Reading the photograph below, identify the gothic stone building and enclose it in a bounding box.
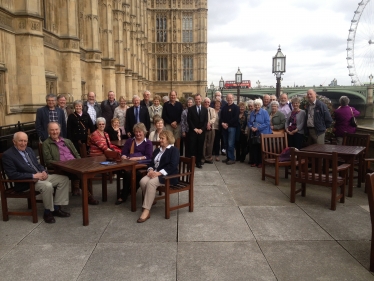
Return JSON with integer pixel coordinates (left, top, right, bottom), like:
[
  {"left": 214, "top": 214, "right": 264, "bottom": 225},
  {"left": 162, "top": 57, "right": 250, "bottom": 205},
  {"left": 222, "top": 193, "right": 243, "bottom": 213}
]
[{"left": 0, "top": 0, "right": 208, "bottom": 125}]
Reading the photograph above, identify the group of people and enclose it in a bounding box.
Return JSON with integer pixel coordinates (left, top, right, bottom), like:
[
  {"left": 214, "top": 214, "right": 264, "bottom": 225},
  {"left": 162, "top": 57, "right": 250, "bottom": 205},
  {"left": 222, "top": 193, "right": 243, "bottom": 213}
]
[{"left": 2, "top": 88, "right": 360, "bottom": 224}]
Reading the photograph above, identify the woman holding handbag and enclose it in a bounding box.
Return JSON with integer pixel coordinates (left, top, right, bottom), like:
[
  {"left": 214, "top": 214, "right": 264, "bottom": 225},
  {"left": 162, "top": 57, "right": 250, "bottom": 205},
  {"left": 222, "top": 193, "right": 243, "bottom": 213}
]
[
  {"left": 285, "top": 97, "right": 306, "bottom": 149},
  {"left": 67, "top": 100, "right": 95, "bottom": 153},
  {"left": 247, "top": 99, "right": 271, "bottom": 168},
  {"left": 333, "top": 96, "right": 360, "bottom": 145}
]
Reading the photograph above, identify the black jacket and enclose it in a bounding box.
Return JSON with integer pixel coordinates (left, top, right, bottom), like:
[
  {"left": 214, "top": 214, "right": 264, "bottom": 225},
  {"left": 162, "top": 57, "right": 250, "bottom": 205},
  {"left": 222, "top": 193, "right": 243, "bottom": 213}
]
[{"left": 125, "top": 105, "right": 150, "bottom": 136}]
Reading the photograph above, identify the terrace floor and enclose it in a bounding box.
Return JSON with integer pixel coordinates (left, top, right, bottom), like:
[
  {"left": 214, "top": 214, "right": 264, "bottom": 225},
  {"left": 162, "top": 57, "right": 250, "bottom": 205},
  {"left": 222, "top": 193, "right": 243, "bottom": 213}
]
[{"left": 1, "top": 160, "right": 374, "bottom": 281}]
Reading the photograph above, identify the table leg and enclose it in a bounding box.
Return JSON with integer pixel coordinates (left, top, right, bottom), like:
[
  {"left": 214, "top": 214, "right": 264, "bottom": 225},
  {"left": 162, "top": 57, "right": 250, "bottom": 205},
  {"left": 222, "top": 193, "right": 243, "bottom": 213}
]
[
  {"left": 131, "top": 164, "right": 136, "bottom": 212},
  {"left": 102, "top": 173, "right": 107, "bottom": 202},
  {"left": 81, "top": 174, "right": 89, "bottom": 226},
  {"left": 348, "top": 157, "right": 354, "bottom": 197}
]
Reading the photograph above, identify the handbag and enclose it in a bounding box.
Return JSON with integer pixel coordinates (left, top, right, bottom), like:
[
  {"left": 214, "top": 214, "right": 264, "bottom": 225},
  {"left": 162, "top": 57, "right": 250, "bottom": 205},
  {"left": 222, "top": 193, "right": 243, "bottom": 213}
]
[
  {"left": 104, "top": 150, "right": 121, "bottom": 162},
  {"left": 349, "top": 107, "right": 357, "bottom": 127},
  {"left": 251, "top": 134, "right": 261, "bottom": 145}
]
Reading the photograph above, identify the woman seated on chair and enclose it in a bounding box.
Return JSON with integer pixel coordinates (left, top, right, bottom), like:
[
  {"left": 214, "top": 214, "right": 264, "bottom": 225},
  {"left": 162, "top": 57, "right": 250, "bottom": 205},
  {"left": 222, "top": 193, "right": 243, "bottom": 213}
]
[
  {"left": 137, "top": 130, "right": 180, "bottom": 223},
  {"left": 115, "top": 122, "right": 153, "bottom": 205},
  {"left": 105, "top": 118, "right": 123, "bottom": 141},
  {"left": 148, "top": 116, "right": 164, "bottom": 142},
  {"left": 89, "top": 117, "right": 121, "bottom": 155}
]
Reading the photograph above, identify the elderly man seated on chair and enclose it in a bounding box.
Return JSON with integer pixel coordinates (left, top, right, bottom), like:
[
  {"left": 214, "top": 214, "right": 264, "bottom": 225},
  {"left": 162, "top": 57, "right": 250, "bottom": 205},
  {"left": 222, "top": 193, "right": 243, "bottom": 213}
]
[
  {"left": 42, "top": 122, "right": 99, "bottom": 205},
  {"left": 2, "top": 131, "right": 70, "bottom": 224}
]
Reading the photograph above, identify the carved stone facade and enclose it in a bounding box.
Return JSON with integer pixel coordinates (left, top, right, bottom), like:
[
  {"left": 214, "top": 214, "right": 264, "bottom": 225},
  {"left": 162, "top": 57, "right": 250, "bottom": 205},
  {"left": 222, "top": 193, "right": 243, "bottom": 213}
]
[{"left": 0, "top": 0, "right": 207, "bottom": 125}]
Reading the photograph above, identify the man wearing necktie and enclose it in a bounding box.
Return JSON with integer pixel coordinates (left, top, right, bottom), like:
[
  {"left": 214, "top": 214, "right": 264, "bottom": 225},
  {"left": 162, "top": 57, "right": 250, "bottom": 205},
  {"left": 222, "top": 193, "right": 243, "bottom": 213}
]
[
  {"left": 125, "top": 95, "right": 150, "bottom": 138},
  {"left": 187, "top": 94, "right": 208, "bottom": 168},
  {"left": 2, "top": 132, "right": 70, "bottom": 224}
]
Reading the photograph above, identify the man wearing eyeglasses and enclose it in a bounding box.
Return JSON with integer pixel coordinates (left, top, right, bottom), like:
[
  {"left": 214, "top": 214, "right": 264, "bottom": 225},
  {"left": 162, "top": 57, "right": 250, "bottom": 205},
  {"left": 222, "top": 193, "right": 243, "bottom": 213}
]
[{"left": 36, "top": 94, "right": 67, "bottom": 142}]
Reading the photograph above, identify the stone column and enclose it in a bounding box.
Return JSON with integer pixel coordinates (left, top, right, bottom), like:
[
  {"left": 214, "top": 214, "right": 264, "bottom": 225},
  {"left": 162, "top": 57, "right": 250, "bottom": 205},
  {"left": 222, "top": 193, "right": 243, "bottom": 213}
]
[
  {"left": 113, "top": 4, "right": 126, "bottom": 97},
  {"left": 81, "top": 0, "right": 102, "bottom": 100},
  {"left": 59, "top": 0, "right": 81, "bottom": 100},
  {"left": 14, "top": 1, "right": 46, "bottom": 105}
]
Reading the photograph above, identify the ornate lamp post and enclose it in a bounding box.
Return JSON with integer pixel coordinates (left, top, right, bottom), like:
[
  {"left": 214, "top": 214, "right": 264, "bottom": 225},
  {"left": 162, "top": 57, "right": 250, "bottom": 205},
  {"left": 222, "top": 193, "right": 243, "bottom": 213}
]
[
  {"left": 369, "top": 74, "right": 373, "bottom": 84},
  {"left": 235, "top": 68, "right": 242, "bottom": 104},
  {"left": 272, "top": 45, "right": 286, "bottom": 98},
  {"left": 209, "top": 82, "right": 215, "bottom": 99},
  {"left": 256, "top": 80, "right": 261, "bottom": 88},
  {"left": 219, "top": 77, "right": 224, "bottom": 94}
]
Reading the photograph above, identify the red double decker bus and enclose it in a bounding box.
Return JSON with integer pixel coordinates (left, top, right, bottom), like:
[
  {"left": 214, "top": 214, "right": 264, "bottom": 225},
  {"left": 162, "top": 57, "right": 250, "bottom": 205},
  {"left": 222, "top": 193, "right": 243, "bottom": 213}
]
[{"left": 224, "top": 80, "right": 251, "bottom": 89}]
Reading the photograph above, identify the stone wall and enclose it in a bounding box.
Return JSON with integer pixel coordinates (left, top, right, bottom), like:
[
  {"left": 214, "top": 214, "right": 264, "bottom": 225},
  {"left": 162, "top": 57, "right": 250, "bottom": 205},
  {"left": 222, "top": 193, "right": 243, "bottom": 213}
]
[{"left": 0, "top": 0, "right": 208, "bottom": 125}]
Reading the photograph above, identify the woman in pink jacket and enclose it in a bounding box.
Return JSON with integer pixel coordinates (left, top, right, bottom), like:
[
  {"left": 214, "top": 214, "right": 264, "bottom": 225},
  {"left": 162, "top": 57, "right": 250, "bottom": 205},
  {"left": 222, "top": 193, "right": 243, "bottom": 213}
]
[{"left": 333, "top": 96, "right": 360, "bottom": 145}]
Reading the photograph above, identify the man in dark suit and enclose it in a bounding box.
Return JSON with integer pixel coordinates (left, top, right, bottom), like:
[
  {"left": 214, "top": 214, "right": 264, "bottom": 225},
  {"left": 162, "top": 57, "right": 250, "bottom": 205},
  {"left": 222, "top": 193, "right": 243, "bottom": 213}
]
[
  {"left": 125, "top": 95, "right": 150, "bottom": 137},
  {"left": 57, "top": 94, "right": 74, "bottom": 125},
  {"left": 2, "top": 132, "right": 70, "bottom": 223},
  {"left": 188, "top": 94, "right": 208, "bottom": 168},
  {"left": 140, "top": 90, "right": 153, "bottom": 108},
  {"left": 36, "top": 94, "right": 67, "bottom": 142}
]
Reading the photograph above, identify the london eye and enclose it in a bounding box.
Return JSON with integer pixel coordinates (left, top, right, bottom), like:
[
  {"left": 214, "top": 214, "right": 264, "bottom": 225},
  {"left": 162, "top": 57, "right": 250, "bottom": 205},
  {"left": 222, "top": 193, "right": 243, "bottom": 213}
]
[{"left": 347, "top": 0, "right": 374, "bottom": 85}]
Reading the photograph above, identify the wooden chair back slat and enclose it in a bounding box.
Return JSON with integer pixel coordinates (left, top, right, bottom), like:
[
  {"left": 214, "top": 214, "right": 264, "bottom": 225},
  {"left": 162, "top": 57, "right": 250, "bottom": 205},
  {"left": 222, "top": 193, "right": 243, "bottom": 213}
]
[
  {"left": 261, "top": 133, "right": 290, "bottom": 185},
  {"left": 290, "top": 148, "right": 348, "bottom": 210}
]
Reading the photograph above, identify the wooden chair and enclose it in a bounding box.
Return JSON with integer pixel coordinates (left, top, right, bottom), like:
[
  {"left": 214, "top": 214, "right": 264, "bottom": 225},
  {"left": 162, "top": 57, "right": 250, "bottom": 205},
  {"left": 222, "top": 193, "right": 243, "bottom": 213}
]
[
  {"left": 290, "top": 148, "right": 350, "bottom": 210},
  {"left": 151, "top": 156, "right": 195, "bottom": 219},
  {"left": 365, "top": 172, "right": 374, "bottom": 271},
  {"left": 0, "top": 153, "right": 40, "bottom": 223},
  {"left": 261, "top": 133, "right": 291, "bottom": 185},
  {"left": 342, "top": 132, "right": 370, "bottom": 186},
  {"left": 38, "top": 142, "right": 55, "bottom": 174}
]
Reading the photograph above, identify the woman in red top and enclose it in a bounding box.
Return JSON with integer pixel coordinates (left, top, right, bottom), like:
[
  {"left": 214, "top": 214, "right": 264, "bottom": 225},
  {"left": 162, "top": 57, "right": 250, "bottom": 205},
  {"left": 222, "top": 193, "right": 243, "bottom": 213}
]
[{"left": 90, "top": 117, "right": 121, "bottom": 155}]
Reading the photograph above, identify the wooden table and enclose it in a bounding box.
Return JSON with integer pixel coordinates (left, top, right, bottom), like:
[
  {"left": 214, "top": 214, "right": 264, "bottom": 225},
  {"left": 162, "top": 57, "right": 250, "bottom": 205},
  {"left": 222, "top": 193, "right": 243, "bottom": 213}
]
[
  {"left": 111, "top": 139, "right": 126, "bottom": 148},
  {"left": 301, "top": 144, "right": 366, "bottom": 197},
  {"left": 52, "top": 156, "right": 137, "bottom": 226}
]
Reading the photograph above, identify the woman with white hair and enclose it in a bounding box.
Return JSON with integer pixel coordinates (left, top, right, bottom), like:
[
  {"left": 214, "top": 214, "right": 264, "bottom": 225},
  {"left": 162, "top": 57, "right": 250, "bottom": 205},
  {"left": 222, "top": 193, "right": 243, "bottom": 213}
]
[
  {"left": 269, "top": 101, "right": 286, "bottom": 134},
  {"left": 89, "top": 117, "right": 121, "bottom": 155},
  {"left": 247, "top": 98, "right": 271, "bottom": 168},
  {"left": 333, "top": 95, "right": 360, "bottom": 145}
]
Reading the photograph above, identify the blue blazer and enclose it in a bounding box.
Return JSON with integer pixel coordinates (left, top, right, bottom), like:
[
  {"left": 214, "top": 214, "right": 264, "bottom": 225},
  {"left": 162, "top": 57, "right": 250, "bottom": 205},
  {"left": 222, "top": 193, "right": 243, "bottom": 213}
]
[
  {"left": 2, "top": 146, "right": 45, "bottom": 191},
  {"left": 35, "top": 106, "right": 67, "bottom": 141},
  {"left": 248, "top": 108, "right": 272, "bottom": 135},
  {"left": 149, "top": 146, "right": 180, "bottom": 185}
]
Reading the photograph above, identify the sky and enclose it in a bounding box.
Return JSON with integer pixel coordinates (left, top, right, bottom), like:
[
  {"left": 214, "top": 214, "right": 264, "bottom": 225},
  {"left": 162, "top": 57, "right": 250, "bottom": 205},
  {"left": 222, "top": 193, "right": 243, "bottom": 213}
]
[{"left": 207, "top": 0, "right": 371, "bottom": 88}]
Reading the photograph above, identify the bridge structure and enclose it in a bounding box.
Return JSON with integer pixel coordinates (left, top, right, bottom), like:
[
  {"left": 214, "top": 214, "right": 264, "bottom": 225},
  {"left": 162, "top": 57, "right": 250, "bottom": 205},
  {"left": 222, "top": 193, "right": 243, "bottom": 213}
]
[{"left": 215, "top": 84, "right": 374, "bottom": 118}]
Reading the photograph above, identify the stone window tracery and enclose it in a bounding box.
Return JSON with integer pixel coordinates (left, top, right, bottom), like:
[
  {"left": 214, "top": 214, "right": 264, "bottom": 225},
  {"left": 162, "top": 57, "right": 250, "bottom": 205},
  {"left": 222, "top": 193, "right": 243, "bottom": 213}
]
[
  {"left": 182, "top": 14, "right": 193, "bottom": 43},
  {"left": 156, "top": 15, "right": 167, "bottom": 42},
  {"left": 183, "top": 56, "right": 193, "bottom": 81},
  {"left": 157, "top": 56, "right": 168, "bottom": 81}
]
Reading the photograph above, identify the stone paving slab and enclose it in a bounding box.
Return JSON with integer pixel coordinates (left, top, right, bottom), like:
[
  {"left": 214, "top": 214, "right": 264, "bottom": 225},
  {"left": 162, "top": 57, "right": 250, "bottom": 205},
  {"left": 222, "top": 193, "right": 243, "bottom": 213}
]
[
  {"left": 0, "top": 243, "right": 95, "bottom": 281},
  {"left": 178, "top": 206, "right": 255, "bottom": 242},
  {"left": 180, "top": 185, "right": 236, "bottom": 207},
  {"left": 77, "top": 242, "right": 177, "bottom": 281},
  {"left": 300, "top": 204, "right": 371, "bottom": 240},
  {"left": 100, "top": 206, "right": 178, "bottom": 243},
  {"left": 259, "top": 240, "right": 374, "bottom": 281},
  {"left": 228, "top": 184, "right": 291, "bottom": 206},
  {"left": 339, "top": 240, "right": 372, "bottom": 271},
  {"left": 193, "top": 170, "right": 225, "bottom": 186},
  {"left": 0, "top": 216, "right": 41, "bottom": 245},
  {"left": 241, "top": 206, "right": 332, "bottom": 241},
  {"left": 177, "top": 242, "right": 276, "bottom": 281}
]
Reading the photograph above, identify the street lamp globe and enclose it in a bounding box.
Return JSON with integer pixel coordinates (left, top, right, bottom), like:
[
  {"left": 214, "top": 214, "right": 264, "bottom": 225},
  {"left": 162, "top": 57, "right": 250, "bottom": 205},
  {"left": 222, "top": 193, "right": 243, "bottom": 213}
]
[
  {"left": 219, "top": 77, "right": 224, "bottom": 90},
  {"left": 235, "top": 68, "right": 242, "bottom": 84},
  {"left": 272, "top": 45, "right": 286, "bottom": 75}
]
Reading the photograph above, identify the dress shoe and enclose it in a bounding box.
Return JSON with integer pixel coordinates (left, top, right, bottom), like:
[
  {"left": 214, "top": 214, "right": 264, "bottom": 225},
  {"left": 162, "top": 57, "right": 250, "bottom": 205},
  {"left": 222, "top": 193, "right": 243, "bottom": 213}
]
[
  {"left": 226, "top": 160, "right": 236, "bottom": 165},
  {"left": 43, "top": 212, "right": 55, "bottom": 224},
  {"left": 257, "top": 164, "right": 262, "bottom": 168},
  {"left": 115, "top": 198, "right": 124, "bottom": 205},
  {"left": 205, "top": 160, "right": 213, "bottom": 164},
  {"left": 250, "top": 164, "right": 257, "bottom": 167},
  {"left": 88, "top": 196, "right": 99, "bottom": 205},
  {"left": 221, "top": 159, "right": 229, "bottom": 163},
  {"left": 196, "top": 164, "right": 202, "bottom": 169},
  {"left": 52, "top": 209, "right": 70, "bottom": 218},
  {"left": 137, "top": 214, "right": 150, "bottom": 223}
]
